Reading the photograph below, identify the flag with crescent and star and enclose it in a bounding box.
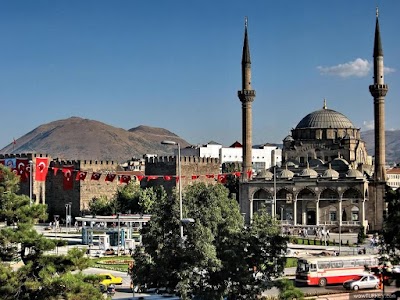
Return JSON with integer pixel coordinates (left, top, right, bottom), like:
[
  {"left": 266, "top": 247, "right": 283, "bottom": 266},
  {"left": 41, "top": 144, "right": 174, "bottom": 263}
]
[
  {"left": 35, "top": 158, "right": 49, "bottom": 181},
  {"left": 62, "top": 165, "right": 74, "bottom": 190}
]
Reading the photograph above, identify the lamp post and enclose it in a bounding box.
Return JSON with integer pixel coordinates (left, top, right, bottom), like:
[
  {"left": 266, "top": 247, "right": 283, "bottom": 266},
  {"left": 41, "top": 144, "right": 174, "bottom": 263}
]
[
  {"left": 69, "top": 202, "right": 72, "bottom": 231},
  {"left": 273, "top": 165, "right": 277, "bottom": 218},
  {"left": 29, "top": 160, "right": 33, "bottom": 206},
  {"left": 161, "top": 140, "right": 183, "bottom": 240},
  {"left": 117, "top": 213, "right": 121, "bottom": 256},
  {"left": 280, "top": 206, "right": 284, "bottom": 222},
  {"left": 65, "top": 204, "right": 69, "bottom": 233}
]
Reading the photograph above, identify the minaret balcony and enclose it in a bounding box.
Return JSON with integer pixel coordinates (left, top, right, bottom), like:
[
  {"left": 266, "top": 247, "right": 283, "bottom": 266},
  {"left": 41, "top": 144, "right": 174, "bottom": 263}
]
[
  {"left": 238, "top": 90, "right": 256, "bottom": 97},
  {"left": 369, "top": 84, "right": 388, "bottom": 97}
]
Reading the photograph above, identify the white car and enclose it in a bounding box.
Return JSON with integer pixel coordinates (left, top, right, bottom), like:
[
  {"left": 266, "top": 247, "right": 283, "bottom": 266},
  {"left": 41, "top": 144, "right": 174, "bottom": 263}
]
[{"left": 343, "top": 274, "right": 380, "bottom": 291}]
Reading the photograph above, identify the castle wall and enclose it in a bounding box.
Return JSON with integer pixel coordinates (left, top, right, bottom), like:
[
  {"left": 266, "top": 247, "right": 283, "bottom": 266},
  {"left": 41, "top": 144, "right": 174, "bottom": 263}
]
[{"left": 144, "top": 156, "right": 221, "bottom": 193}]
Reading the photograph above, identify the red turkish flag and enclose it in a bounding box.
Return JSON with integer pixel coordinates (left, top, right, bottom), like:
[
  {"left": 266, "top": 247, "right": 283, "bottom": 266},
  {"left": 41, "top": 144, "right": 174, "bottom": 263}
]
[
  {"left": 191, "top": 175, "right": 199, "bottom": 180},
  {"left": 217, "top": 174, "right": 227, "bottom": 184},
  {"left": 62, "top": 166, "right": 74, "bottom": 190},
  {"left": 234, "top": 172, "right": 241, "bottom": 177},
  {"left": 136, "top": 175, "right": 144, "bottom": 181},
  {"left": 120, "top": 175, "right": 131, "bottom": 184},
  {"left": 53, "top": 167, "right": 59, "bottom": 176},
  {"left": 163, "top": 176, "right": 172, "bottom": 181},
  {"left": 206, "top": 174, "right": 215, "bottom": 179},
  {"left": 146, "top": 176, "right": 158, "bottom": 181},
  {"left": 16, "top": 158, "right": 29, "bottom": 182},
  {"left": 91, "top": 172, "right": 101, "bottom": 180},
  {"left": 75, "top": 171, "right": 87, "bottom": 181},
  {"left": 35, "top": 158, "right": 49, "bottom": 181},
  {"left": 105, "top": 173, "right": 116, "bottom": 182},
  {"left": 247, "top": 170, "right": 253, "bottom": 179}
]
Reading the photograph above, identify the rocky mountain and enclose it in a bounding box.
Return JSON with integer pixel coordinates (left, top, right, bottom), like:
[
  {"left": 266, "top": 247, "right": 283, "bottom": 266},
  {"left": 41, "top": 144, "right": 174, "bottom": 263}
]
[
  {"left": 361, "top": 129, "right": 400, "bottom": 165},
  {"left": 0, "top": 117, "right": 191, "bottom": 163}
]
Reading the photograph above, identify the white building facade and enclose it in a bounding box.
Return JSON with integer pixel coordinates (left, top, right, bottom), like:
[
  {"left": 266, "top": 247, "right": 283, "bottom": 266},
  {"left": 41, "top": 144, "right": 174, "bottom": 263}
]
[{"left": 180, "top": 141, "right": 282, "bottom": 172}]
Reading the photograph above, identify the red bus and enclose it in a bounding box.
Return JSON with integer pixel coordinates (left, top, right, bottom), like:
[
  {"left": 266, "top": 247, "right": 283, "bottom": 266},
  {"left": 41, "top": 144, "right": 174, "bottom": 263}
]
[{"left": 295, "top": 254, "right": 380, "bottom": 287}]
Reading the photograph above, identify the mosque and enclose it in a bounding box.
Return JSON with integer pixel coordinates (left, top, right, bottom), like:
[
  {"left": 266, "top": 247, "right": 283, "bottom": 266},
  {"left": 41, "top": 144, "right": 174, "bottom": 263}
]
[{"left": 238, "top": 10, "right": 388, "bottom": 232}]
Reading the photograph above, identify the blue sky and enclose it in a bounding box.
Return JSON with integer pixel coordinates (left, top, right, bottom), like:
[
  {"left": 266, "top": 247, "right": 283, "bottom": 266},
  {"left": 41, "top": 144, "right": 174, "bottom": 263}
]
[{"left": 0, "top": 0, "right": 399, "bottom": 149}]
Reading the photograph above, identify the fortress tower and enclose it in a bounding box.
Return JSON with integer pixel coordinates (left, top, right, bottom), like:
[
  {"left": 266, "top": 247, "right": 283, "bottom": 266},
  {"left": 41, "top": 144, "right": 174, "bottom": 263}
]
[
  {"left": 369, "top": 8, "right": 388, "bottom": 182},
  {"left": 237, "top": 17, "right": 256, "bottom": 181}
]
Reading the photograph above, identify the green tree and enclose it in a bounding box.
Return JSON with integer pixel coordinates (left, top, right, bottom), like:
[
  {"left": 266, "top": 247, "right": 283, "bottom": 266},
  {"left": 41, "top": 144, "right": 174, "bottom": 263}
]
[
  {"left": 88, "top": 195, "right": 117, "bottom": 216},
  {"left": 132, "top": 182, "right": 288, "bottom": 299},
  {"left": 0, "top": 165, "right": 104, "bottom": 299},
  {"left": 274, "top": 278, "right": 304, "bottom": 300},
  {"left": 89, "top": 182, "right": 160, "bottom": 216}
]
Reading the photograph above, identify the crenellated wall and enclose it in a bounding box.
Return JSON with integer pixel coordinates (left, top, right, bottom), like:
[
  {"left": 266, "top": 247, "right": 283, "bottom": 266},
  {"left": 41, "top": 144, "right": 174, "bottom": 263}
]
[{"left": 144, "top": 156, "right": 221, "bottom": 192}]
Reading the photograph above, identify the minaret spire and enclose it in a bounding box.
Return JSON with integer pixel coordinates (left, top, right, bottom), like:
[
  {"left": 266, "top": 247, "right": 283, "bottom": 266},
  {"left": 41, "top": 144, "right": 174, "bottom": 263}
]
[
  {"left": 238, "top": 17, "right": 256, "bottom": 181},
  {"left": 369, "top": 7, "right": 388, "bottom": 182}
]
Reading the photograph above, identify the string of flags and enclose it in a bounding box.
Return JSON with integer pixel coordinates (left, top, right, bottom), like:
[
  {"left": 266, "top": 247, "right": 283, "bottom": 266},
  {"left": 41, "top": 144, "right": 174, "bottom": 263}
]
[{"left": 0, "top": 157, "right": 253, "bottom": 190}]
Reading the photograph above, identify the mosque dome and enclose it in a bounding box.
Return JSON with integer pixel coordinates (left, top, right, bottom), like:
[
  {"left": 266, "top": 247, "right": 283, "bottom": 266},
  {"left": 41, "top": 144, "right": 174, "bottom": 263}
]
[
  {"left": 299, "top": 164, "right": 318, "bottom": 178},
  {"left": 256, "top": 169, "right": 273, "bottom": 180},
  {"left": 295, "top": 101, "right": 355, "bottom": 129},
  {"left": 279, "top": 166, "right": 294, "bottom": 179},
  {"left": 283, "top": 135, "right": 294, "bottom": 142},
  {"left": 322, "top": 164, "right": 340, "bottom": 179},
  {"left": 346, "top": 168, "right": 364, "bottom": 179}
]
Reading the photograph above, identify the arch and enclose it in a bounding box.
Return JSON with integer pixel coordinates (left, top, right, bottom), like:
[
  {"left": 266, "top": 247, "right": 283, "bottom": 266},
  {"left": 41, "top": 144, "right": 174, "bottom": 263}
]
[
  {"left": 297, "top": 187, "right": 317, "bottom": 200},
  {"left": 342, "top": 188, "right": 362, "bottom": 199},
  {"left": 320, "top": 188, "right": 339, "bottom": 200},
  {"left": 252, "top": 189, "right": 273, "bottom": 215}
]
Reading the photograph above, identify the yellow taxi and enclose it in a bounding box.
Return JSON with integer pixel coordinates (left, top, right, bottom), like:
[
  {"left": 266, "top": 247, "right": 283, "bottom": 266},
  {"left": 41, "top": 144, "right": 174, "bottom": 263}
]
[{"left": 98, "top": 273, "right": 123, "bottom": 286}]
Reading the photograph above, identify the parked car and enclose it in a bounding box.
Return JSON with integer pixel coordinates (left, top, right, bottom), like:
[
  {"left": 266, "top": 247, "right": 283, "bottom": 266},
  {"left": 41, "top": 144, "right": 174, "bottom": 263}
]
[
  {"left": 343, "top": 274, "right": 380, "bottom": 291},
  {"left": 392, "top": 265, "right": 400, "bottom": 273},
  {"left": 99, "top": 273, "right": 123, "bottom": 286}
]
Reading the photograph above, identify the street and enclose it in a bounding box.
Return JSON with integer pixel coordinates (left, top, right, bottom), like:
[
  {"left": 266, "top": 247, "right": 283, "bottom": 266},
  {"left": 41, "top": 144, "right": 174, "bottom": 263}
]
[{"left": 34, "top": 224, "right": 400, "bottom": 299}]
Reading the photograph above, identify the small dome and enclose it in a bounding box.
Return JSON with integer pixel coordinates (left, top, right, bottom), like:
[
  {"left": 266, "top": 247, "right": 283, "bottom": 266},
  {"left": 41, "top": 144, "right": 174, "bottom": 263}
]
[
  {"left": 279, "top": 166, "right": 294, "bottom": 179},
  {"left": 295, "top": 102, "right": 355, "bottom": 129},
  {"left": 300, "top": 165, "right": 318, "bottom": 178},
  {"left": 256, "top": 169, "right": 273, "bottom": 180},
  {"left": 346, "top": 168, "right": 364, "bottom": 179},
  {"left": 309, "top": 158, "right": 325, "bottom": 167},
  {"left": 322, "top": 164, "right": 339, "bottom": 179},
  {"left": 283, "top": 135, "right": 294, "bottom": 142}
]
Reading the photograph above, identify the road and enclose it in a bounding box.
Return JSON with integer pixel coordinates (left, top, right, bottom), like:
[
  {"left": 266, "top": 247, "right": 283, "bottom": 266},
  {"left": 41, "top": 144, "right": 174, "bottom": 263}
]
[{"left": 34, "top": 224, "right": 400, "bottom": 299}]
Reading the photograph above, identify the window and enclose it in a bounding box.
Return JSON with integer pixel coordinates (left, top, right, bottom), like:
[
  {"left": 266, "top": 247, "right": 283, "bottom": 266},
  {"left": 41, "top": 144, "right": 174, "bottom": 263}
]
[
  {"left": 351, "top": 206, "right": 359, "bottom": 221},
  {"left": 330, "top": 211, "right": 337, "bottom": 221},
  {"left": 331, "top": 261, "right": 343, "bottom": 268},
  {"left": 317, "top": 261, "right": 331, "bottom": 269}
]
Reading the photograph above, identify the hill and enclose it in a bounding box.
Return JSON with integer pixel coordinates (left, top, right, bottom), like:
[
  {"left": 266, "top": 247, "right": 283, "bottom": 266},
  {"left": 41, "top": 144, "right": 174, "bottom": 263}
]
[
  {"left": 361, "top": 129, "right": 400, "bottom": 165},
  {"left": 0, "top": 117, "right": 191, "bottom": 163}
]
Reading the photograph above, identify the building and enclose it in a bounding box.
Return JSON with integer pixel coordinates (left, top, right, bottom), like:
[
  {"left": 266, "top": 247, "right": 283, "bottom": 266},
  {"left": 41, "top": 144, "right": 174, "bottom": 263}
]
[
  {"left": 239, "top": 11, "right": 389, "bottom": 232},
  {"left": 180, "top": 141, "right": 282, "bottom": 173},
  {"left": 386, "top": 167, "right": 400, "bottom": 190}
]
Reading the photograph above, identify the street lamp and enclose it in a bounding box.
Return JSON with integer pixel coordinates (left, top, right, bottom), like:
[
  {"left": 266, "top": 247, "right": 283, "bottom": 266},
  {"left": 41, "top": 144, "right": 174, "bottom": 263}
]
[
  {"left": 273, "top": 165, "right": 277, "bottom": 218},
  {"left": 280, "top": 206, "right": 284, "bottom": 222},
  {"left": 161, "top": 140, "right": 183, "bottom": 240},
  {"left": 117, "top": 213, "right": 121, "bottom": 256},
  {"left": 29, "top": 160, "right": 33, "bottom": 206}
]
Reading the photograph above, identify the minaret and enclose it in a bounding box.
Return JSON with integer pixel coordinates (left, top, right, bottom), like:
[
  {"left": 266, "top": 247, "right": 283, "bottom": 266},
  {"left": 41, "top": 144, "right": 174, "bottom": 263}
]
[
  {"left": 238, "top": 17, "right": 256, "bottom": 181},
  {"left": 369, "top": 7, "right": 388, "bottom": 182}
]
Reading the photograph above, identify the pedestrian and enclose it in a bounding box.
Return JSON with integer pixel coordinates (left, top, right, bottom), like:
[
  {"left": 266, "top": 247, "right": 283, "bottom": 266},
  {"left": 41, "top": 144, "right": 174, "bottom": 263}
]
[{"left": 326, "top": 229, "right": 330, "bottom": 238}]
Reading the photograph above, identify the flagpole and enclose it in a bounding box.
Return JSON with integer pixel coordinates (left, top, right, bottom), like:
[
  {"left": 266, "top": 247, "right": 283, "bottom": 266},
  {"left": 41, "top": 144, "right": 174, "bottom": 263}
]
[{"left": 29, "top": 160, "right": 33, "bottom": 206}]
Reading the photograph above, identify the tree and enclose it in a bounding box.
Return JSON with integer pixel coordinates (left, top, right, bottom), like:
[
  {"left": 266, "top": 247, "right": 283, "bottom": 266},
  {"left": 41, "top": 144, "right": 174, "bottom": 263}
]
[
  {"left": 0, "top": 165, "right": 104, "bottom": 299},
  {"left": 88, "top": 182, "right": 160, "bottom": 216},
  {"left": 132, "top": 182, "right": 288, "bottom": 299}
]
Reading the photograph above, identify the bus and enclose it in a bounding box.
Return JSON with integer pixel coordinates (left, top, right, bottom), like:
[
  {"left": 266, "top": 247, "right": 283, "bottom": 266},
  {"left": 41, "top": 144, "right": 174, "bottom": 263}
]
[{"left": 295, "top": 254, "right": 380, "bottom": 287}]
